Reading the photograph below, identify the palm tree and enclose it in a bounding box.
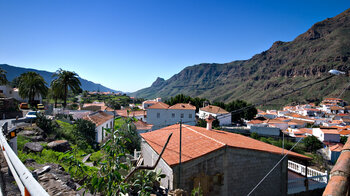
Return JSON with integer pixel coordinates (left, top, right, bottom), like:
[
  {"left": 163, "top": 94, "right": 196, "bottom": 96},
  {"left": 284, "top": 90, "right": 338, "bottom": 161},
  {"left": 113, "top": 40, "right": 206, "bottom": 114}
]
[
  {"left": 18, "top": 72, "right": 48, "bottom": 106},
  {"left": 0, "top": 68, "right": 8, "bottom": 85},
  {"left": 52, "top": 69, "right": 82, "bottom": 108},
  {"left": 50, "top": 80, "right": 65, "bottom": 108}
]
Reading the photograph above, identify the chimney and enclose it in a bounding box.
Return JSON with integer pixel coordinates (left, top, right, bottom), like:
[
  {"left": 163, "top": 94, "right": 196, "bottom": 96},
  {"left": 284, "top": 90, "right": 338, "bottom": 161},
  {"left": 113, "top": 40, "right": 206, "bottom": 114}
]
[{"left": 206, "top": 115, "right": 215, "bottom": 130}]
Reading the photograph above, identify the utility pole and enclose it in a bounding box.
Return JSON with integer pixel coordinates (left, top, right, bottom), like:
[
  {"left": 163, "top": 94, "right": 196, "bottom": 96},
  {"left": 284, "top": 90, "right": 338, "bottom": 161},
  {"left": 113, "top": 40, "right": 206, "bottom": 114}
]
[
  {"left": 178, "top": 120, "right": 182, "bottom": 188},
  {"left": 282, "top": 131, "right": 284, "bottom": 155}
]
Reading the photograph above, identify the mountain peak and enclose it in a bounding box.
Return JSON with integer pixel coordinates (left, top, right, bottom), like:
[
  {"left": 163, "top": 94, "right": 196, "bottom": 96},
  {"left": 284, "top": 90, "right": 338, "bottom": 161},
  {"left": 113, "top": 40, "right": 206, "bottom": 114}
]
[{"left": 151, "top": 77, "right": 165, "bottom": 87}]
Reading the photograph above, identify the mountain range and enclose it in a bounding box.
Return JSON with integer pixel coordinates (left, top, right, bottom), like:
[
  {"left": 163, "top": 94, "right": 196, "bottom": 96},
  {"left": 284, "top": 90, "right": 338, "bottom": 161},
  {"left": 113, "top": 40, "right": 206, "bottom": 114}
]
[
  {"left": 0, "top": 64, "right": 120, "bottom": 93},
  {"left": 131, "top": 8, "right": 350, "bottom": 107}
]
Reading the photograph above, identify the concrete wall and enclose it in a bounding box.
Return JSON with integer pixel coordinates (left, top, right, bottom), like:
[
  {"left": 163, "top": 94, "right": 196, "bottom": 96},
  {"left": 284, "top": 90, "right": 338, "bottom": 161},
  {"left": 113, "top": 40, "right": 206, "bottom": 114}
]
[
  {"left": 250, "top": 126, "right": 281, "bottom": 136},
  {"left": 173, "top": 147, "right": 287, "bottom": 196},
  {"left": 147, "top": 108, "right": 195, "bottom": 130},
  {"left": 141, "top": 139, "right": 174, "bottom": 189}
]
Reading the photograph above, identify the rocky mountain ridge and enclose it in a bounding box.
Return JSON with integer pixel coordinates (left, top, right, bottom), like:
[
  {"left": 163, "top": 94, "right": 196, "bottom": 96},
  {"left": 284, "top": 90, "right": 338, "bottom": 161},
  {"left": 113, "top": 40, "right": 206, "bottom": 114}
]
[{"left": 131, "top": 8, "right": 350, "bottom": 107}]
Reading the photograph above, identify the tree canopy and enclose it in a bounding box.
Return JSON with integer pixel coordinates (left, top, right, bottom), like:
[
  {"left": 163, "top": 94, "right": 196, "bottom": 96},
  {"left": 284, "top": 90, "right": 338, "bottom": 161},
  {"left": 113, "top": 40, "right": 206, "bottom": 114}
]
[
  {"left": 18, "top": 72, "right": 48, "bottom": 105},
  {"left": 0, "top": 68, "right": 7, "bottom": 85},
  {"left": 52, "top": 69, "right": 82, "bottom": 108}
]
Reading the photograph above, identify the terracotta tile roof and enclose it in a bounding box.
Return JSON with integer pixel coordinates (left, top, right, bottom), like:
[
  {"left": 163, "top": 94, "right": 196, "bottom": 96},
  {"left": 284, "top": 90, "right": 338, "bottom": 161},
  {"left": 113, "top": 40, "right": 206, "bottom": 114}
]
[
  {"left": 83, "top": 111, "right": 114, "bottom": 127},
  {"left": 247, "top": 120, "right": 264, "bottom": 124},
  {"left": 330, "top": 144, "right": 344, "bottom": 152},
  {"left": 141, "top": 124, "right": 311, "bottom": 166},
  {"left": 115, "top": 109, "right": 146, "bottom": 117},
  {"left": 345, "top": 106, "right": 350, "bottom": 110},
  {"left": 338, "top": 129, "right": 350, "bottom": 135},
  {"left": 143, "top": 100, "right": 158, "bottom": 104},
  {"left": 147, "top": 102, "right": 170, "bottom": 109},
  {"left": 330, "top": 106, "right": 344, "bottom": 110},
  {"left": 320, "top": 129, "right": 340, "bottom": 134},
  {"left": 265, "top": 119, "right": 287, "bottom": 124},
  {"left": 133, "top": 120, "right": 153, "bottom": 130},
  {"left": 200, "top": 105, "right": 228, "bottom": 114},
  {"left": 298, "top": 128, "right": 312, "bottom": 134},
  {"left": 274, "top": 117, "right": 291, "bottom": 122},
  {"left": 169, "top": 103, "right": 196, "bottom": 110}
]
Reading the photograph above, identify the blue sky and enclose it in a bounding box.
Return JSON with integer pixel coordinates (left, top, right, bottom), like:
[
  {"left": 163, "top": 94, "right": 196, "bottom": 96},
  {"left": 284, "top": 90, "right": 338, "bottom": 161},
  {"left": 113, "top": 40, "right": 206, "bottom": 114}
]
[{"left": 0, "top": 0, "right": 349, "bottom": 92}]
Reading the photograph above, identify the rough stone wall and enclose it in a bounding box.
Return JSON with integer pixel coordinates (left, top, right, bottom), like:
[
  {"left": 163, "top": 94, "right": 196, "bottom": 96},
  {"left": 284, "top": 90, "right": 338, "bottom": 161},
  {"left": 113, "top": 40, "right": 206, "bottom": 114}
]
[{"left": 173, "top": 147, "right": 287, "bottom": 196}]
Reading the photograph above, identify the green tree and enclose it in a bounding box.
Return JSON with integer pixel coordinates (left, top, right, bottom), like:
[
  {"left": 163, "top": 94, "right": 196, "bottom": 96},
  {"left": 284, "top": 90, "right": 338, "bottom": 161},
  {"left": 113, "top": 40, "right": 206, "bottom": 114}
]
[
  {"left": 340, "top": 136, "right": 348, "bottom": 144},
  {"left": 303, "top": 136, "right": 323, "bottom": 153},
  {"left": 18, "top": 72, "right": 48, "bottom": 106},
  {"left": 105, "top": 99, "right": 122, "bottom": 110},
  {"left": 50, "top": 80, "right": 65, "bottom": 108},
  {"left": 52, "top": 69, "right": 82, "bottom": 108},
  {"left": 11, "top": 76, "right": 21, "bottom": 88},
  {"left": 120, "top": 119, "right": 141, "bottom": 151},
  {"left": 0, "top": 68, "right": 8, "bottom": 85},
  {"left": 74, "top": 119, "right": 97, "bottom": 151},
  {"left": 165, "top": 94, "right": 209, "bottom": 112}
]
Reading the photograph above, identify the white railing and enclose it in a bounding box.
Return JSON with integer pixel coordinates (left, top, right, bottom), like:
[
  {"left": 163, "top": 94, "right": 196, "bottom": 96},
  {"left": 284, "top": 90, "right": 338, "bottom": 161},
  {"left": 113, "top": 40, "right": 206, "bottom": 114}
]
[
  {"left": 134, "top": 149, "right": 141, "bottom": 159},
  {"left": 0, "top": 125, "right": 49, "bottom": 196},
  {"left": 288, "top": 160, "right": 328, "bottom": 183}
]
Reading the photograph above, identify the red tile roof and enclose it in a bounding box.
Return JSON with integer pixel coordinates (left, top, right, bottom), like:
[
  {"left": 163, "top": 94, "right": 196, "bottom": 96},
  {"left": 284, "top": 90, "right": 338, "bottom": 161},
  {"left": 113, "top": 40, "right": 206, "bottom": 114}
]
[
  {"left": 169, "top": 103, "right": 196, "bottom": 110},
  {"left": 298, "top": 128, "right": 312, "bottom": 135},
  {"left": 147, "top": 102, "right": 170, "bottom": 109},
  {"left": 83, "top": 111, "right": 114, "bottom": 127},
  {"left": 141, "top": 124, "right": 311, "bottom": 166},
  {"left": 330, "top": 144, "right": 344, "bottom": 152},
  {"left": 134, "top": 120, "right": 153, "bottom": 130},
  {"left": 330, "top": 106, "right": 344, "bottom": 110},
  {"left": 115, "top": 109, "right": 146, "bottom": 117},
  {"left": 200, "top": 105, "right": 228, "bottom": 114},
  {"left": 321, "top": 129, "right": 340, "bottom": 134}
]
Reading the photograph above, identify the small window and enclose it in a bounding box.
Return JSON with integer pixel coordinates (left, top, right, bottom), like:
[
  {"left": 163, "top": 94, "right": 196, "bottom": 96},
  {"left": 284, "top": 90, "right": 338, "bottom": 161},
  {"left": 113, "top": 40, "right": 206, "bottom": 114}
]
[
  {"left": 189, "top": 114, "right": 192, "bottom": 118},
  {"left": 172, "top": 113, "right": 175, "bottom": 118},
  {"left": 181, "top": 113, "right": 184, "bottom": 118},
  {"left": 157, "top": 113, "right": 160, "bottom": 118}
]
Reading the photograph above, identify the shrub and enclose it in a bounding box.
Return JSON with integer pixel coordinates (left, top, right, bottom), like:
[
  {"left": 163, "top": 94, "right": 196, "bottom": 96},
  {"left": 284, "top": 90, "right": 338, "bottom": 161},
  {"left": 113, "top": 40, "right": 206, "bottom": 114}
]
[{"left": 303, "top": 136, "right": 323, "bottom": 153}]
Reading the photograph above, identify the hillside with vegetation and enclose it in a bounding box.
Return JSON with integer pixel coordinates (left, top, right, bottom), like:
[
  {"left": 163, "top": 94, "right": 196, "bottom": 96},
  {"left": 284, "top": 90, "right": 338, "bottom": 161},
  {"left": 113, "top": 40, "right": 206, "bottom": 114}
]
[{"left": 131, "top": 8, "right": 350, "bottom": 108}]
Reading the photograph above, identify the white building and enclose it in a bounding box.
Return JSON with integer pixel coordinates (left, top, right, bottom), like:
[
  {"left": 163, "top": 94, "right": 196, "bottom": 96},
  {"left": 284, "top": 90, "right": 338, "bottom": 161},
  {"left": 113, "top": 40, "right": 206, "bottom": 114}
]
[
  {"left": 312, "top": 128, "right": 340, "bottom": 142},
  {"left": 83, "top": 111, "right": 114, "bottom": 143},
  {"left": 0, "top": 85, "right": 42, "bottom": 103},
  {"left": 141, "top": 98, "right": 162, "bottom": 109},
  {"left": 146, "top": 102, "right": 196, "bottom": 130},
  {"left": 198, "top": 105, "right": 231, "bottom": 126}
]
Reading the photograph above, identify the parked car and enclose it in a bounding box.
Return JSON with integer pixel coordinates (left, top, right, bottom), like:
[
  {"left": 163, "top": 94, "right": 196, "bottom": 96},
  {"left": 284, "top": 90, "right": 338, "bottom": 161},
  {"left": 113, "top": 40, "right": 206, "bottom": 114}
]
[
  {"left": 37, "top": 104, "right": 45, "bottom": 110},
  {"left": 25, "top": 111, "right": 39, "bottom": 119},
  {"left": 20, "top": 103, "right": 29, "bottom": 109}
]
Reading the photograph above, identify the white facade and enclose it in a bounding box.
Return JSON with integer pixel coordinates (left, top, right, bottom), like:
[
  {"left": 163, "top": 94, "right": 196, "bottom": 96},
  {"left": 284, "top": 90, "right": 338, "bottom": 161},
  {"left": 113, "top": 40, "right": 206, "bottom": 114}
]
[
  {"left": 147, "top": 108, "right": 196, "bottom": 130},
  {"left": 96, "top": 118, "right": 114, "bottom": 143},
  {"left": 198, "top": 110, "right": 231, "bottom": 126},
  {"left": 312, "top": 128, "right": 340, "bottom": 142},
  {"left": 0, "top": 85, "right": 42, "bottom": 103}
]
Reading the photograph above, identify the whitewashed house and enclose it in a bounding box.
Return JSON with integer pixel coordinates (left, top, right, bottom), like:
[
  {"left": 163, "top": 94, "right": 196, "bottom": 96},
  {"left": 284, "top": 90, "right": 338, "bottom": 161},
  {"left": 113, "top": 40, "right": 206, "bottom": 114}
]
[
  {"left": 198, "top": 105, "right": 231, "bottom": 126},
  {"left": 146, "top": 102, "right": 196, "bottom": 130},
  {"left": 312, "top": 128, "right": 340, "bottom": 142},
  {"left": 83, "top": 111, "right": 114, "bottom": 143},
  {"left": 0, "top": 85, "right": 42, "bottom": 103},
  {"left": 141, "top": 98, "right": 162, "bottom": 109}
]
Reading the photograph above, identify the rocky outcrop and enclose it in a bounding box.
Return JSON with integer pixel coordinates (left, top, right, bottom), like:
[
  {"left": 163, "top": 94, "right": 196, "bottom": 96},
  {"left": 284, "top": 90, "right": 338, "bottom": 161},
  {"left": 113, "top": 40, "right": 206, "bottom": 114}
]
[
  {"left": 23, "top": 142, "right": 44, "bottom": 153},
  {"left": 47, "top": 140, "right": 71, "bottom": 152}
]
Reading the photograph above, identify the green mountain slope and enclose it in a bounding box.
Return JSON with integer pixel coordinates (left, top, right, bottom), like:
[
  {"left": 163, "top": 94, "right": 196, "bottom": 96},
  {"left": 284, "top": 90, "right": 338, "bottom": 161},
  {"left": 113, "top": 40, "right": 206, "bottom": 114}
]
[
  {"left": 0, "top": 64, "right": 120, "bottom": 93},
  {"left": 131, "top": 8, "right": 350, "bottom": 107}
]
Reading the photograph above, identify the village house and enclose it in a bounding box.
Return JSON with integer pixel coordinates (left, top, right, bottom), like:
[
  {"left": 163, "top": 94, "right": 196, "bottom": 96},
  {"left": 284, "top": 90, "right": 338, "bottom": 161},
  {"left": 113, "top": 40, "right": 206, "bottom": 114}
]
[
  {"left": 83, "top": 111, "right": 114, "bottom": 143},
  {"left": 140, "top": 119, "right": 310, "bottom": 195},
  {"left": 312, "top": 128, "right": 340, "bottom": 143},
  {"left": 146, "top": 102, "right": 196, "bottom": 130},
  {"left": 198, "top": 105, "right": 231, "bottom": 126},
  {"left": 321, "top": 98, "right": 346, "bottom": 107},
  {"left": 0, "top": 85, "right": 42, "bottom": 103},
  {"left": 133, "top": 120, "right": 153, "bottom": 134},
  {"left": 141, "top": 98, "right": 162, "bottom": 109},
  {"left": 327, "top": 143, "right": 344, "bottom": 164},
  {"left": 115, "top": 109, "right": 147, "bottom": 121}
]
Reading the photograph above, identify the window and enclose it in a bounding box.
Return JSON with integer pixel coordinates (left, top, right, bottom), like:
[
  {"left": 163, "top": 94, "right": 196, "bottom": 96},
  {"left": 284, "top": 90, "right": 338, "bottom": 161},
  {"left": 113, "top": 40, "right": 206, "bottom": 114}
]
[
  {"left": 172, "top": 113, "right": 175, "bottom": 118},
  {"left": 181, "top": 113, "right": 184, "bottom": 118},
  {"left": 157, "top": 113, "right": 160, "bottom": 118},
  {"left": 189, "top": 114, "right": 192, "bottom": 118}
]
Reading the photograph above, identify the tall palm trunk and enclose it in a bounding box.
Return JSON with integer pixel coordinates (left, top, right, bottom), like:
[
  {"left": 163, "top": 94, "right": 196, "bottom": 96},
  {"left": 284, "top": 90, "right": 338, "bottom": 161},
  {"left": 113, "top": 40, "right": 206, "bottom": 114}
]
[{"left": 63, "top": 85, "right": 68, "bottom": 108}]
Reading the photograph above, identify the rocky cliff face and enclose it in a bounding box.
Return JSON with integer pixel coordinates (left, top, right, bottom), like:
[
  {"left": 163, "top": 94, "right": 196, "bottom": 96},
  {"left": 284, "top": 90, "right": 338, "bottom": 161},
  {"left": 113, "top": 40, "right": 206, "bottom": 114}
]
[{"left": 131, "top": 8, "right": 350, "bottom": 107}]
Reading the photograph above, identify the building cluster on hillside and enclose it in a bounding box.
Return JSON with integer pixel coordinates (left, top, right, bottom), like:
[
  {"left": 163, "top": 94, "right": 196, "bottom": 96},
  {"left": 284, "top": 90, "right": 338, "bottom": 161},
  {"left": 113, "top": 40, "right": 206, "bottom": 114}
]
[{"left": 247, "top": 97, "right": 350, "bottom": 164}]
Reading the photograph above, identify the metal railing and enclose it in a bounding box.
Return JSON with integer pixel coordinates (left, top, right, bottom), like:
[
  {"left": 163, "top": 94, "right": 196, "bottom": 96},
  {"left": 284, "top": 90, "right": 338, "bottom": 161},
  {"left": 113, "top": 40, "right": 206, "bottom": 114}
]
[
  {"left": 0, "top": 123, "right": 49, "bottom": 196},
  {"left": 288, "top": 160, "right": 328, "bottom": 183}
]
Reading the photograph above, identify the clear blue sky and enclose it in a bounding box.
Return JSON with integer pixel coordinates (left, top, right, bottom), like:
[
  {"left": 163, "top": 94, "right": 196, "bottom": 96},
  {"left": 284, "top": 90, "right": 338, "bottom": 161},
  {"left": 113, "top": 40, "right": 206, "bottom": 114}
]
[{"left": 0, "top": 0, "right": 349, "bottom": 92}]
